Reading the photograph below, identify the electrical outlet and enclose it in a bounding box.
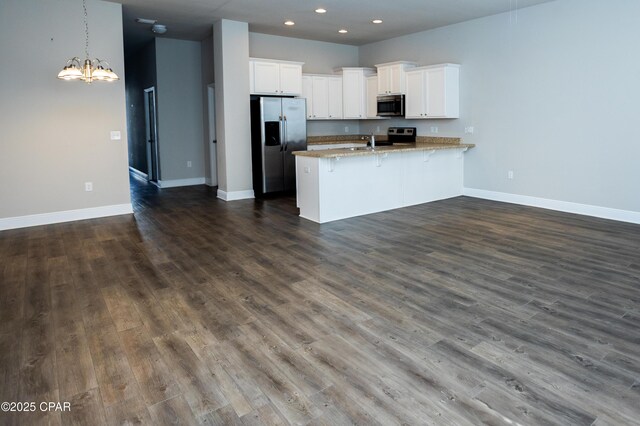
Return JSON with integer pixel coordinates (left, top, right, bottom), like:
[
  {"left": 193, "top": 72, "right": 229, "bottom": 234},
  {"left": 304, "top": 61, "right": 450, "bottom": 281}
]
[
  {"left": 110, "top": 131, "right": 121, "bottom": 140},
  {"left": 187, "top": 161, "right": 192, "bottom": 168},
  {"left": 430, "top": 126, "right": 439, "bottom": 133},
  {"left": 376, "top": 126, "right": 380, "bottom": 132},
  {"left": 465, "top": 126, "right": 475, "bottom": 134},
  {"left": 344, "top": 126, "right": 349, "bottom": 133},
  {"left": 508, "top": 170, "right": 514, "bottom": 180},
  {"left": 85, "top": 182, "right": 93, "bottom": 192}
]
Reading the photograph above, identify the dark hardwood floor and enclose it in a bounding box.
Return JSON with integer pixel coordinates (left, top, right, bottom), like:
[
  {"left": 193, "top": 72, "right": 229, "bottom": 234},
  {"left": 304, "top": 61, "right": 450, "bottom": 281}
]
[{"left": 1, "top": 175, "right": 639, "bottom": 425}]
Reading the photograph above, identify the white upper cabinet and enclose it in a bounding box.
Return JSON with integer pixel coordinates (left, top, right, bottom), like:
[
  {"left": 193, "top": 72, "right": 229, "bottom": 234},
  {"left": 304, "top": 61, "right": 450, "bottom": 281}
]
[
  {"left": 301, "top": 74, "right": 343, "bottom": 120},
  {"left": 405, "top": 64, "right": 460, "bottom": 119},
  {"left": 366, "top": 75, "right": 379, "bottom": 118},
  {"left": 249, "top": 58, "right": 304, "bottom": 96},
  {"left": 311, "top": 76, "right": 329, "bottom": 119},
  {"left": 337, "top": 67, "right": 375, "bottom": 119},
  {"left": 302, "top": 76, "right": 313, "bottom": 119},
  {"left": 327, "top": 76, "right": 343, "bottom": 119},
  {"left": 375, "top": 61, "right": 416, "bottom": 95}
]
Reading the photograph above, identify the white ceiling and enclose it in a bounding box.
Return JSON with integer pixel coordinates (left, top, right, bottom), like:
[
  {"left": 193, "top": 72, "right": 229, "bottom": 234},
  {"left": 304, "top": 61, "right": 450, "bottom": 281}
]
[{"left": 107, "top": 0, "right": 556, "bottom": 54}]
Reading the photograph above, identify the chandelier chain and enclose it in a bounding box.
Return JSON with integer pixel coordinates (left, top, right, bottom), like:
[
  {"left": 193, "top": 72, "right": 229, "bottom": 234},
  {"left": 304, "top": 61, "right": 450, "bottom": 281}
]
[{"left": 83, "top": 0, "right": 89, "bottom": 59}]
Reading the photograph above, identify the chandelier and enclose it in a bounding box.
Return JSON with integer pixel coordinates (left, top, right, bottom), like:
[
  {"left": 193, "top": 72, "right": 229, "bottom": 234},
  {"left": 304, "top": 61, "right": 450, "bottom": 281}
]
[{"left": 57, "top": 0, "right": 119, "bottom": 83}]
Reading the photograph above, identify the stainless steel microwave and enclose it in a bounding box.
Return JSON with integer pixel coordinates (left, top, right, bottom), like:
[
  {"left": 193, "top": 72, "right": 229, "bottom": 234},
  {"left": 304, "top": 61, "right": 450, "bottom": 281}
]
[{"left": 377, "top": 94, "right": 405, "bottom": 117}]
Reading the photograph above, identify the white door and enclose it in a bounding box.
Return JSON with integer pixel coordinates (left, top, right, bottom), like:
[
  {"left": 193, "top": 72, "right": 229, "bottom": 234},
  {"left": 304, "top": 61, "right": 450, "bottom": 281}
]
[{"left": 207, "top": 85, "right": 218, "bottom": 186}]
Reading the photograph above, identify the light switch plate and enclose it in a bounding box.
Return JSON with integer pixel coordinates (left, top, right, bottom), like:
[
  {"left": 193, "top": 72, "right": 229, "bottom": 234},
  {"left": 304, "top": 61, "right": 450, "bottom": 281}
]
[{"left": 110, "top": 131, "right": 121, "bottom": 140}]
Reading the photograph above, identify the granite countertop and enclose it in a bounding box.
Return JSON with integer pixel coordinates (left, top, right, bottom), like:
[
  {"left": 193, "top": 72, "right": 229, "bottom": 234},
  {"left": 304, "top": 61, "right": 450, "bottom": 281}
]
[
  {"left": 307, "top": 135, "right": 464, "bottom": 145},
  {"left": 293, "top": 142, "right": 474, "bottom": 158},
  {"left": 307, "top": 135, "right": 381, "bottom": 145}
]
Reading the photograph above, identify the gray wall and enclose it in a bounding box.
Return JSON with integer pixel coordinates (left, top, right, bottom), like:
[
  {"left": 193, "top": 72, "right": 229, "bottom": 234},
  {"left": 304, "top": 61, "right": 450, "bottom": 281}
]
[
  {"left": 125, "top": 40, "right": 157, "bottom": 174},
  {"left": 155, "top": 38, "right": 205, "bottom": 181},
  {"left": 359, "top": 0, "right": 640, "bottom": 213},
  {"left": 249, "top": 32, "right": 362, "bottom": 137},
  {"left": 249, "top": 32, "right": 359, "bottom": 74},
  {"left": 0, "top": 0, "right": 130, "bottom": 219}
]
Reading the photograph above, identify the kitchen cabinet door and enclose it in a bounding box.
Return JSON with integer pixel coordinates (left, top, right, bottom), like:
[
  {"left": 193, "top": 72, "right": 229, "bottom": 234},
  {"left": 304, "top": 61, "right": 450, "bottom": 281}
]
[
  {"left": 376, "top": 62, "right": 415, "bottom": 95},
  {"left": 388, "top": 64, "right": 405, "bottom": 95},
  {"left": 279, "top": 63, "right": 303, "bottom": 96},
  {"left": 250, "top": 59, "right": 304, "bottom": 95},
  {"left": 405, "top": 70, "right": 426, "bottom": 118},
  {"left": 302, "top": 76, "right": 313, "bottom": 119},
  {"left": 252, "top": 61, "right": 280, "bottom": 94},
  {"left": 342, "top": 69, "right": 363, "bottom": 119},
  {"left": 366, "top": 75, "right": 378, "bottom": 118},
  {"left": 425, "top": 67, "right": 446, "bottom": 117},
  {"left": 327, "top": 77, "right": 343, "bottom": 119},
  {"left": 311, "top": 76, "right": 329, "bottom": 119},
  {"left": 404, "top": 64, "right": 460, "bottom": 119},
  {"left": 377, "top": 66, "right": 391, "bottom": 95}
]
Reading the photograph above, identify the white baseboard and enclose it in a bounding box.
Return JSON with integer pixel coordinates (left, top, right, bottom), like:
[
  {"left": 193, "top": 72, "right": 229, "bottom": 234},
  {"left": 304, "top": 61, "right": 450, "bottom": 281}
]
[
  {"left": 463, "top": 188, "right": 640, "bottom": 225},
  {"left": 0, "top": 204, "right": 134, "bottom": 231},
  {"left": 157, "top": 177, "right": 206, "bottom": 188},
  {"left": 217, "top": 189, "right": 255, "bottom": 201},
  {"left": 205, "top": 177, "right": 218, "bottom": 187},
  {"left": 129, "top": 166, "right": 148, "bottom": 180}
]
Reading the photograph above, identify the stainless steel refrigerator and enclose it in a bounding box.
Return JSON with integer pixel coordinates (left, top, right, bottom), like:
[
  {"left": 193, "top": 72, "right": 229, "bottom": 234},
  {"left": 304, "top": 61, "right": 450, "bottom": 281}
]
[{"left": 250, "top": 96, "right": 307, "bottom": 196}]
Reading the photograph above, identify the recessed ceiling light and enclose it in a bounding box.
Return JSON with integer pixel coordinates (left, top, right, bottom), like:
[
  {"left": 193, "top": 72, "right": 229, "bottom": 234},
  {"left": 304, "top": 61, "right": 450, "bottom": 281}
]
[
  {"left": 284, "top": 20, "right": 295, "bottom": 26},
  {"left": 338, "top": 29, "right": 348, "bottom": 34},
  {"left": 152, "top": 24, "right": 167, "bottom": 34},
  {"left": 372, "top": 19, "right": 383, "bottom": 24},
  {"left": 315, "top": 8, "right": 327, "bottom": 14}
]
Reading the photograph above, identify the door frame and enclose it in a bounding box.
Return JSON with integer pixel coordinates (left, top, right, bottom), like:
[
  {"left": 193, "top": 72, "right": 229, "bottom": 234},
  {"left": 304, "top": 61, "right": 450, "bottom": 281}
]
[
  {"left": 207, "top": 84, "right": 218, "bottom": 187},
  {"left": 144, "top": 86, "right": 160, "bottom": 183}
]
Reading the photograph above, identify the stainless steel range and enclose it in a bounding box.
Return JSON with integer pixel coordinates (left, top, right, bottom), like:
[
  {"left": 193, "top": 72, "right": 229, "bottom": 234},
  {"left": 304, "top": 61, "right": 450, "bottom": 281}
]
[{"left": 376, "top": 127, "right": 417, "bottom": 146}]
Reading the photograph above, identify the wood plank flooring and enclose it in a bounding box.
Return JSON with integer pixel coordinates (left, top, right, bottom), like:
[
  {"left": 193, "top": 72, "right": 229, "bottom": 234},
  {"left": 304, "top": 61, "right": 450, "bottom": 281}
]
[{"left": 1, "top": 175, "right": 639, "bottom": 425}]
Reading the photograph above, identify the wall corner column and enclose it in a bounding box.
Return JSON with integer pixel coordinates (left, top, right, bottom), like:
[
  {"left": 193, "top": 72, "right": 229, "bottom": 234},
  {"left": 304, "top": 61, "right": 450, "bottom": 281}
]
[{"left": 213, "top": 19, "right": 254, "bottom": 201}]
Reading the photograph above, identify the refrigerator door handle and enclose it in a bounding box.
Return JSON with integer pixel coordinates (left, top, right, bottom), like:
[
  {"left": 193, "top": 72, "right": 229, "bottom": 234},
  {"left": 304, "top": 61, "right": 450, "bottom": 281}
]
[{"left": 283, "top": 114, "right": 287, "bottom": 150}]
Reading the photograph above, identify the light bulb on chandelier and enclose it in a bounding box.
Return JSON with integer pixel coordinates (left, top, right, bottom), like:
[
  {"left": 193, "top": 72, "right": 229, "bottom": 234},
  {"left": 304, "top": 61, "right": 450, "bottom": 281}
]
[{"left": 57, "top": 0, "right": 119, "bottom": 83}]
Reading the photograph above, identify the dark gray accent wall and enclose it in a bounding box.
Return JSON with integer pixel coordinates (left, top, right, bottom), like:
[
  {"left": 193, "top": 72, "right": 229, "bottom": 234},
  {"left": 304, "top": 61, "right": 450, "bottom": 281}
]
[{"left": 125, "top": 40, "right": 157, "bottom": 175}]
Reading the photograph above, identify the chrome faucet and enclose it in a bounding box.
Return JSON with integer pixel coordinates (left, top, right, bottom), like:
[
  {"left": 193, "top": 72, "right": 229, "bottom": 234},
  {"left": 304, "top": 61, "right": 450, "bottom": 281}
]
[{"left": 364, "top": 133, "right": 376, "bottom": 149}]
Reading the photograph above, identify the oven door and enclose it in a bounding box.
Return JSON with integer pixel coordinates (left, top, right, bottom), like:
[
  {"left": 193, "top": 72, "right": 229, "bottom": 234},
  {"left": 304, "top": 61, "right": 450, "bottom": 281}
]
[{"left": 377, "top": 95, "right": 404, "bottom": 117}]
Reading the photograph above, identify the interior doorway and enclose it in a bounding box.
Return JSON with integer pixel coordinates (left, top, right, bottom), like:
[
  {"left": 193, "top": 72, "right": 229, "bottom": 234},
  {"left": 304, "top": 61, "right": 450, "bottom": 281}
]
[
  {"left": 144, "top": 87, "right": 160, "bottom": 183},
  {"left": 207, "top": 84, "right": 218, "bottom": 187}
]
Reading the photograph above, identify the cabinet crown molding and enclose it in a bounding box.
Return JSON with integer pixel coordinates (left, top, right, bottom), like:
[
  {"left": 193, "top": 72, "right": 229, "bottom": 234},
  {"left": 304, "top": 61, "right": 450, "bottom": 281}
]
[
  {"left": 374, "top": 61, "right": 418, "bottom": 67},
  {"left": 249, "top": 57, "right": 305, "bottom": 66},
  {"left": 408, "top": 63, "right": 461, "bottom": 71}
]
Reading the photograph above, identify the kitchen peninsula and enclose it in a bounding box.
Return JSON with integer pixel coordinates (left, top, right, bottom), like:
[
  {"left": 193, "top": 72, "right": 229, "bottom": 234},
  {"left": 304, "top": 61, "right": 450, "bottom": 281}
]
[{"left": 293, "top": 137, "right": 474, "bottom": 223}]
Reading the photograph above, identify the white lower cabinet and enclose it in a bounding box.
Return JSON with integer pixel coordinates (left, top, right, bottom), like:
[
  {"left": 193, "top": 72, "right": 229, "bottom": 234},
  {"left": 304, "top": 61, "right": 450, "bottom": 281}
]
[
  {"left": 295, "top": 148, "right": 466, "bottom": 223},
  {"left": 301, "top": 74, "right": 343, "bottom": 120},
  {"left": 405, "top": 64, "right": 460, "bottom": 119}
]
